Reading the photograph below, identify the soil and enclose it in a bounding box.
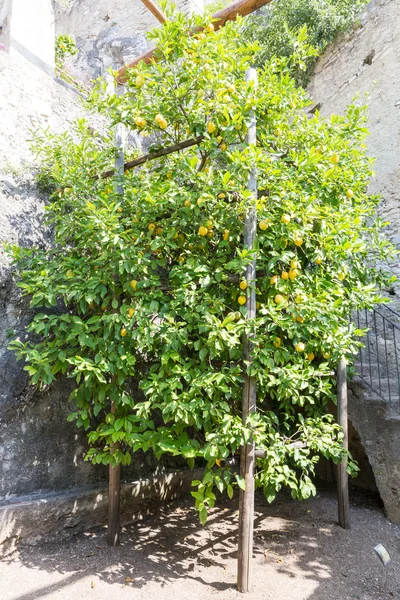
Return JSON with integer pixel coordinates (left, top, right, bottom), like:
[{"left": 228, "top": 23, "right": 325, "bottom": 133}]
[{"left": 1, "top": 484, "right": 399, "bottom": 600}]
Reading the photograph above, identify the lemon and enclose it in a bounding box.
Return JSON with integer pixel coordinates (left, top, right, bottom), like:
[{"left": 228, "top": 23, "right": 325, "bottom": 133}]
[
  {"left": 281, "top": 271, "right": 289, "bottom": 280},
  {"left": 315, "top": 256, "right": 323, "bottom": 265},
  {"left": 155, "top": 114, "right": 168, "bottom": 129},
  {"left": 220, "top": 142, "right": 227, "bottom": 152},
  {"left": 331, "top": 154, "right": 340, "bottom": 164},
  {"left": 227, "top": 84, "right": 235, "bottom": 93},
  {"left": 289, "top": 269, "right": 298, "bottom": 281},
  {"left": 275, "top": 294, "right": 285, "bottom": 304},
  {"left": 128, "top": 308, "right": 135, "bottom": 318},
  {"left": 259, "top": 220, "right": 269, "bottom": 231},
  {"left": 135, "top": 116, "right": 146, "bottom": 128},
  {"left": 135, "top": 74, "right": 144, "bottom": 87},
  {"left": 167, "top": 171, "right": 173, "bottom": 179},
  {"left": 239, "top": 281, "right": 248, "bottom": 291},
  {"left": 270, "top": 276, "right": 278, "bottom": 285},
  {"left": 148, "top": 223, "right": 155, "bottom": 231},
  {"left": 294, "top": 236, "right": 303, "bottom": 247},
  {"left": 323, "top": 352, "right": 331, "bottom": 359},
  {"left": 198, "top": 226, "right": 208, "bottom": 236},
  {"left": 120, "top": 328, "right": 127, "bottom": 337},
  {"left": 274, "top": 337, "right": 281, "bottom": 348},
  {"left": 156, "top": 227, "right": 163, "bottom": 235},
  {"left": 338, "top": 273, "right": 345, "bottom": 281},
  {"left": 295, "top": 342, "right": 305, "bottom": 352},
  {"left": 290, "top": 260, "right": 299, "bottom": 269},
  {"left": 238, "top": 295, "right": 247, "bottom": 305},
  {"left": 281, "top": 214, "right": 291, "bottom": 224},
  {"left": 130, "top": 279, "right": 138, "bottom": 291},
  {"left": 307, "top": 352, "right": 315, "bottom": 361},
  {"left": 223, "top": 229, "right": 230, "bottom": 241},
  {"left": 296, "top": 316, "right": 305, "bottom": 324},
  {"left": 218, "top": 193, "right": 226, "bottom": 199},
  {"left": 207, "top": 122, "right": 216, "bottom": 134},
  {"left": 205, "top": 23, "right": 214, "bottom": 32},
  {"left": 346, "top": 189, "right": 354, "bottom": 198},
  {"left": 184, "top": 200, "right": 191, "bottom": 207}
]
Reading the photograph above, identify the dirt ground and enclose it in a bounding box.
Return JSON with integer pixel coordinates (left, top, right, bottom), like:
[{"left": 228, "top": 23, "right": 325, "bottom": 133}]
[{"left": 1, "top": 484, "right": 399, "bottom": 600}]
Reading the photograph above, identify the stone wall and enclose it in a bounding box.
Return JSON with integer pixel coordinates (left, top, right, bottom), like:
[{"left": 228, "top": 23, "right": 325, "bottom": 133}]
[
  {"left": 54, "top": 0, "right": 204, "bottom": 80},
  {"left": 308, "top": 0, "right": 400, "bottom": 301}
]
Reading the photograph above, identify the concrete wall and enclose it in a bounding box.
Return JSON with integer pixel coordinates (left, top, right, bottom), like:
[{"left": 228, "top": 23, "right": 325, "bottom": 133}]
[{"left": 0, "top": 0, "right": 55, "bottom": 73}]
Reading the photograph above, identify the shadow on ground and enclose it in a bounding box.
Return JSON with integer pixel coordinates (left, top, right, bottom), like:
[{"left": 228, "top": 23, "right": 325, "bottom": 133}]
[{"left": 1, "top": 484, "right": 399, "bottom": 600}]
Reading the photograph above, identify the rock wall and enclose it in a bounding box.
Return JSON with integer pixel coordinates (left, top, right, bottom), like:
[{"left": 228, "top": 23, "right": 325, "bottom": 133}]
[
  {"left": 54, "top": 0, "right": 204, "bottom": 80},
  {"left": 308, "top": 0, "right": 400, "bottom": 300}
]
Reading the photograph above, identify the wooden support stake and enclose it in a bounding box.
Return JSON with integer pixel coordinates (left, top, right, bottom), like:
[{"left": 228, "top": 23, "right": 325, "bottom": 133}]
[
  {"left": 337, "top": 356, "right": 350, "bottom": 530},
  {"left": 107, "top": 50, "right": 126, "bottom": 547},
  {"left": 237, "top": 67, "right": 258, "bottom": 594},
  {"left": 139, "top": 0, "right": 167, "bottom": 23}
]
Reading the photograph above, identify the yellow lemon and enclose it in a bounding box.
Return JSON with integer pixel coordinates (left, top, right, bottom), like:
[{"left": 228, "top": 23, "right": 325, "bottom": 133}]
[
  {"left": 156, "top": 227, "right": 163, "bottom": 235},
  {"left": 205, "top": 23, "right": 214, "bottom": 32},
  {"left": 323, "top": 352, "right": 331, "bottom": 359},
  {"left": 294, "top": 236, "right": 303, "bottom": 247},
  {"left": 290, "top": 260, "right": 299, "bottom": 269},
  {"left": 220, "top": 142, "right": 227, "bottom": 152},
  {"left": 307, "top": 352, "right": 315, "bottom": 361},
  {"left": 281, "top": 214, "right": 291, "bottom": 224},
  {"left": 184, "top": 200, "right": 191, "bottom": 207},
  {"left": 167, "top": 171, "right": 173, "bottom": 179},
  {"left": 206, "top": 220, "right": 213, "bottom": 228},
  {"left": 197, "top": 197, "right": 204, "bottom": 206},
  {"left": 218, "top": 192, "right": 226, "bottom": 199},
  {"left": 198, "top": 226, "right": 208, "bottom": 236},
  {"left": 148, "top": 223, "right": 156, "bottom": 231},
  {"left": 223, "top": 229, "right": 230, "bottom": 241},
  {"left": 238, "top": 295, "right": 247, "bottom": 305},
  {"left": 128, "top": 308, "right": 135, "bottom": 318},
  {"left": 275, "top": 294, "right": 285, "bottom": 304},
  {"left": 120, "top": 328, "right": 127, "bottom": 337},
  {"left": 130, "top": 279, "right": 138, "bottom": 291},
  {"left": 331, "top": 154, "right": 340, "bottom": 164},
  {"left": 315, "top": 256, "right": 323, "bottom": 265},
  {"left": 296, "top": 316, "right": 305, "bottom": 324},
  {"left": 135, "top": 74, "right": 144, "bottom": 87},
  {"left": 228, "top": 84, "right": 235, "bottom": 93},
  {"left": 274, "top": 337, "right": 281, "bottom": 348},
  {"left": 239, "top": 281, "right": 248, "bottom": 291},
  {"left": 295, "top": 342, "right": 305, "bottom": 352},
  {"left": 155, "top": 114, "right": 168, "bottom": 129},
  {"left": 281, "top": 271, "right": 289, "bottom": 280},
  {"left": 270, "top": 275, "right": 278, "bottom": 285},
  {"left": 338, "top": 272, "right": 345, "bottom": 281},
  {"left": 289, "top": 269, "right": 299, "bottom": 281},
  {"left": 259, "top": 220, "right": 269, "bottom": 231},
  {"left": 207, "top": 121, "right": 216, "bottom": 134},
  {"left": 346, "top": 189, "right": 354, "bottom": 198}
]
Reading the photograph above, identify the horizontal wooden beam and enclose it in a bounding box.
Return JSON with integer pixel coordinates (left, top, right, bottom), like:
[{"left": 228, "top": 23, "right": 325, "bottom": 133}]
[{"left": 117, "top": 0, "right": 273, "bottom": 83}]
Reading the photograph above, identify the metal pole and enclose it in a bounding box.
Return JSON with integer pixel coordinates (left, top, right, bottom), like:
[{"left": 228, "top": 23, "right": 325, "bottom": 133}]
[
  {"left": 107, "top": 47, "right": 126, "bottom": 547},
  {"left": 237, "top": 67, "right": 258, "bottom": 594},
  {"left": 337, "top": 356, "right": 350, "bottom": 529}
]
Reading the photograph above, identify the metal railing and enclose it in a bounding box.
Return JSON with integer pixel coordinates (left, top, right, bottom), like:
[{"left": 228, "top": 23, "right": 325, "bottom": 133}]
[{"left": 355, "top": 304, "right": 400, "bottom": 415}]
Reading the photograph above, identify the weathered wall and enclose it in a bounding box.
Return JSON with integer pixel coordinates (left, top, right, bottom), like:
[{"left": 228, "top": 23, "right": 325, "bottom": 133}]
[
  {"left": 308, "top": 0, "right": 400, "bottom": 300},
  {"left": 54, "top": 0, "right": 204, "bottom": 80}
]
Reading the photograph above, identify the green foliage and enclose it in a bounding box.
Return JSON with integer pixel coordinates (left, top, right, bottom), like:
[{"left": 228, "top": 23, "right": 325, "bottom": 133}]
[
  {"left": 55, "top": 34, "right": 78, "bottom": 69},
  {"left": 10, "top": 12, "right": 393, "bottom": 522},
  {"left": 243, "top": 0, "right": 369, "bottom": 82}
]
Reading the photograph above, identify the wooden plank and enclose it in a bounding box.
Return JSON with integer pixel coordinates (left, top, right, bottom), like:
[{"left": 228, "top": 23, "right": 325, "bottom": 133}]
[
  {"left": 139, "top": 0, "right": 167, "bottom": 23},
  {"left": 116, "top": 0, "right": 274, "bottom": 83},
  {"left": 337, "top": 356, "right": 350, "bottom": 529},
  {"left": 237, "top": 67, "right": 258, "bottom": 595}
]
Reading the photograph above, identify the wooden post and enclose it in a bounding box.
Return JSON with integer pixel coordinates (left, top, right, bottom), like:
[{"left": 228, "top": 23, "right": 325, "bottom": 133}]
[
  {"left": 107, "top": 48, "right": 126, "bottom": 547},
  {"left": 237, "top": 67, "right": 258, "bottom": 594},
  {"left": 139, "top": 0, "right": 167, "bottom": 23},
  {"left": 337, "top": 356, "right": 350, "bottom": 529}
]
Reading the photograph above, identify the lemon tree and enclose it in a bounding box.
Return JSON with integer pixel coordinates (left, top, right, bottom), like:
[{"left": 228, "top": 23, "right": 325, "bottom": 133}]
[{"left": 9, "top": 11, "right": 393, "bottom": 523}]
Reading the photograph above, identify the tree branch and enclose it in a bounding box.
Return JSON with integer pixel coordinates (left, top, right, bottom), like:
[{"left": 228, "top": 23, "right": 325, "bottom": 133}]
[{"left": 99, "top": 135, "right": 204, "bottom": 179}]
